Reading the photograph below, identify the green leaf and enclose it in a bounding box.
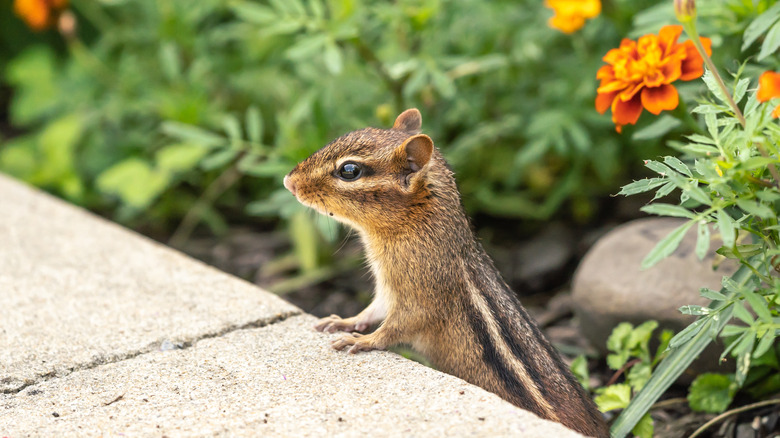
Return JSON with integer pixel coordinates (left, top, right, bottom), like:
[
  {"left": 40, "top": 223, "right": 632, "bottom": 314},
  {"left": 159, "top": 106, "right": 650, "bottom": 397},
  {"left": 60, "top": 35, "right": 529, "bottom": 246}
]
[
  {"left": 618, "top": 178, "right": 667, "bottom": 196},
  {"left": 222, "top": 114, "right": 242, "bottom": 143},
  {"left": 737, "top": 157, "right": 779, "bottom": 171},
  {"left": 736, "top": 244, "right": 765, "bottom": 258},
  {"left": 679, "top": 305, "right": 709, "bottom": 316},
  {"left": 652, "top": 181, "right": 677, "bottom": 201},
  {"left": 735, "top": 338, "right": 755, "bottom": 386},
  {"left": 735, "top": 199, "right": 775, "bottom": 219},
  {"left": 696, "top": 221, "right": 711, "bottom": 260},
  {"left": 759, "top": 20, "right": 780, "bottom": 61},
  {"left": 744, "top": 91, "right": 762, "bottom": 117},
  {"left": 156, "top": 143, "right": 210, "bottom": 172},
  {"left": 732, "top": 302, "right": 755, "bottom": 325},
  {"left": 286, "top": 34, "right": 328, "bottom": 60},
  {"left": 733, "top": 78, "right": 750, "bottom": 104},
  {"left": 653, "top": 329, "right": 674, "bottom": 365},
  {"left": 309, "top": 0, "right": 324, "bottom": 18},
  {"left": 685, "top": 133, "right": 717, "bottom": 145},
  {"left": 0, "top": 137, "right": 37, "bottom": 180},
  {"left": 430, "top": 68, "right": 456, "bottom": 98},
  {"left": 37, "top": 114, "right": 84, "bottom": 189},
  {"left": 641, "top": 220, "right": 695, "bottom": 269},
  {"left": 159, "top": 42, "right": 181, "bottom": 81},
  {"left": 757, "top": 189, "right": 780, "bottom": 202},
  {"left": 595, "top": 384, "right": 632, "bottom": 412},
  {"left": 96, "top": 159, "right": 170, "bottom": 209},
  {"left": 240, "top": 158, "right": 292, "bottom": 178},
  {"left": 608, "top": 351, "right": 630, "bottom": 371},
  {"left": 669, "top": 318, "right": 706, "bottom": 349},
  {"left": 607, "top": 322, "right": 634, "bottom": 353},
  {"left": 631, "top": 413, "right": 654, "bottom": 438},
  {"left": 702, "top": 69, "right": 728, "bottom": 105},
  {"left": 246, "top": 106, "right": 263, "bottom": 144},
  {"left": 570, "top": 355, "right": 590, "bottom": 390},
  {"left": 645, "top": 160, "right": 674, "bottom": 176},
  {"left": 682, "top": 143, "right": 720, "bottom": 156},
  {"left": 664, "top": 156, "right": 692, "bottom": 177},
  {"left": 720, "top": 324, "right": 747, "bottom": 337},
  {"left": 743, "top": 2, "right": 780, "bottom": 50},
  {"left": 700, "top": 288, "right": 726, "bottom": 301},
  {"left": 705, "top": 111, "right": 718, "bottom": 142},
  {"left": 717, "top": 209, "right": 735, "bottom": 249},
  {"left": 627, "top": 362, "right": 653, "bottom": 393},
  {"left": 688, "top": 373, "right": 736, "bottom": 413},
  {"left": 231, "top": 2, "right": 278, "bottom": 24},
  {"left": 628, "top": 320, "right": 659, "bottom": 352},
  {"left": 5, "top": 46, "right": 59, "bottom": 125},
  {"left": 323, "top": 40, "right": 343, "bottom": 74},
  {"left": 161, "top": 121, "right": 225, "bottom": 148},
  {"left": 753, "top": 330, "right": 776, "bottom": 359},
  {"left": 741, "top": 289, "right": 772, "bottom": 323},
  {"left": 640, "top": 203, "right": 695, "bottom": 219},
  {"left": 201, "top": 149, "right": 239, "bottom": 171}
]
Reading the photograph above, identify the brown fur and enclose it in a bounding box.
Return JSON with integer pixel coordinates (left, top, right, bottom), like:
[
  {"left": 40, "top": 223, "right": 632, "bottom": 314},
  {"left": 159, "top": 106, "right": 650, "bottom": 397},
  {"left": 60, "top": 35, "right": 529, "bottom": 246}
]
[{"left": 283, "top": 109, "right": 609, "bottom": 438}]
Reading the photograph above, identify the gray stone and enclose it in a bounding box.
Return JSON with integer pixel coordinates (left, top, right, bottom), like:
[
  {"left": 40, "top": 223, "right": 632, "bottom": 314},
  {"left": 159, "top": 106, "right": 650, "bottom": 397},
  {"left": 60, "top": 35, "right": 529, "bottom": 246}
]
[
  {"left": 572, "top": 218, "right": 735, "bottom": 364},
  {"left": 0, "top": 174, "right": 300, "bottom": 393},
  {"left": 0, "top": 315, "right": 585, "bottom": 437}
]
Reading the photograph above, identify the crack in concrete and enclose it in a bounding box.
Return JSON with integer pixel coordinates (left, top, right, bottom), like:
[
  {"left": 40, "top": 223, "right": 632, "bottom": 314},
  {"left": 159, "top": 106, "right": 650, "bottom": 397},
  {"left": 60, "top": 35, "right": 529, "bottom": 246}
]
[{"left": 2, "top": 310, "right": 303, "bottom": 394}]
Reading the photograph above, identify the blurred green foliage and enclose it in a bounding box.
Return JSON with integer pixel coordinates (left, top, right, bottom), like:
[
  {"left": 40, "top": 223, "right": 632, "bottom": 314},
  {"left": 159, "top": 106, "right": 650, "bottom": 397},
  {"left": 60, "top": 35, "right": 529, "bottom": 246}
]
[{"left": 0, "top": 0, "right": 766, "bottom": 273}]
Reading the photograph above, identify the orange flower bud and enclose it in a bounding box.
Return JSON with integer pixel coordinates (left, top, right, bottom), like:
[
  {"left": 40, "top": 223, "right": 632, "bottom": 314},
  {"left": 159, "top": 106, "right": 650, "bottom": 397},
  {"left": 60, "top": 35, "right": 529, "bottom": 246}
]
[
  {"left": 674, "top": 0, "right": 696, "bottom": 24},
  {"left": 58, "top": 10, "right": 76, "bottom": 40}
]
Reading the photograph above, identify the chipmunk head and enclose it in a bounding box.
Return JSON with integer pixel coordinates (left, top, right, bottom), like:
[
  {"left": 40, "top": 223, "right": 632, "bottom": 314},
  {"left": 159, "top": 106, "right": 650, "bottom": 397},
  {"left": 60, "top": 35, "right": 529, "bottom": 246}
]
[{"left": 284, "top": 109, "right": 445, "bottom": 234}]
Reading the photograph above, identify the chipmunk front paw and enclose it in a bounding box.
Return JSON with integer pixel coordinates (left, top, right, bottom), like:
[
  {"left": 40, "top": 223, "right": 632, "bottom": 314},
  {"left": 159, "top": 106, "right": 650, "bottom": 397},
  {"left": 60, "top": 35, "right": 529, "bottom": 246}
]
[
  {"left": 314, "top": 315, "right": 370, "bottom": 333},
  {"left": 331, "top": 332, "right": 382, "bottom": 354}
]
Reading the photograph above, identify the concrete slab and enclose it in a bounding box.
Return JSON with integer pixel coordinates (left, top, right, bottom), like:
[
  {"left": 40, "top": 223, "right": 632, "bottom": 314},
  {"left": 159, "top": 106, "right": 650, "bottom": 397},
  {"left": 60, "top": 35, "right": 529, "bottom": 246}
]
[
  {"left": 0, "top": 315, "right": 584, "bottom": 437},
  {"left": 0, "top": 174, "right": 300, "bottom": 393}
]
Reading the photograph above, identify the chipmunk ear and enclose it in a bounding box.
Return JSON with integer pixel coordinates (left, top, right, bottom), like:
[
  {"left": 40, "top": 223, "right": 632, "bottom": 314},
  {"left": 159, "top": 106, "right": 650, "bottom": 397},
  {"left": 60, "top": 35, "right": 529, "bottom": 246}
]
[
  {"left": 392, "top": 108, "right": 422, "bottom": 134},
  {"left": 397, "top": 134, "right": 433, "bottom": 173}
]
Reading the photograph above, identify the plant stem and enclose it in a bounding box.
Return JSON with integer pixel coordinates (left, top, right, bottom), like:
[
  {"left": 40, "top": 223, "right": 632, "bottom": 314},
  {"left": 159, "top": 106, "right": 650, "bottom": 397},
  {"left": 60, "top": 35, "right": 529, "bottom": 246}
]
[
  {"left": 606, "top": 358, "right": 642, "bottom": 387},
  {"left": 681, "top": 22, "right": 780, "bottom": 186},
  {"left": 350, "top": 38, "right": 406, "bottom": 113},
  {"left": 682, "top": 23, "right": 745, "bottom": 126},
  {"left": 168, "top": 162, "right": 243, "bottom": 248},
  {"left": 688, "top": 398, "right": 780, "bottom": 438},
  {"left": 649, "top": 397, "right": 688, "bottom": 410}
]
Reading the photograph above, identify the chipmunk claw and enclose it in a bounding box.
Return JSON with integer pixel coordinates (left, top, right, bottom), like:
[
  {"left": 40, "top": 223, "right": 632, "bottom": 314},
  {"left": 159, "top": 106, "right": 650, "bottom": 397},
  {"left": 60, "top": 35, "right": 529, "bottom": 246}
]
[
  {"left": 314, "top": 315, "right": 368, "bottom": 333},
  {"left": 314, "top": 314, "right": 343, "bottom": 333},
  {"left": 331, "top": 332, "right": 379, "bottom": 354}
]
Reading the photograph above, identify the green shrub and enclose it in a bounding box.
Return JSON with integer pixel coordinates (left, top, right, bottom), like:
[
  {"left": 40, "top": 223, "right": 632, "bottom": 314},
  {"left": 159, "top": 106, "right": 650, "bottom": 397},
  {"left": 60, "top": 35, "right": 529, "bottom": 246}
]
[{"left": 1, "top": 0, "right": 665, "bottom": 242}]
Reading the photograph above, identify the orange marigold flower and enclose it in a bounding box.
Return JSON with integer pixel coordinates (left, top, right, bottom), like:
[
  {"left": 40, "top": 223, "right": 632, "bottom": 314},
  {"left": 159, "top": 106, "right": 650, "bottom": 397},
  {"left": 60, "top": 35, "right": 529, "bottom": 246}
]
[
  {"left": 13, "top": 0, "right": 68, "bottom": 31},
  {"left": 596, "top": 25, "right": 712, "bottom": 133},
  {"left": 757, "top": 71, "right": 780, "bottom": 118},
  {"left": 545, "top": 0, "right": 601, "bottom": 34}
]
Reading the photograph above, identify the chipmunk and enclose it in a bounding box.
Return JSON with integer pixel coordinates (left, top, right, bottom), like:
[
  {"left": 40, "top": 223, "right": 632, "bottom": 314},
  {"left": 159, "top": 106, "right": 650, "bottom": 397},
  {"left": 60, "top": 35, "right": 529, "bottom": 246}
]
[{"left": 283, "top": 109, "right": 609, "bottom": 437}]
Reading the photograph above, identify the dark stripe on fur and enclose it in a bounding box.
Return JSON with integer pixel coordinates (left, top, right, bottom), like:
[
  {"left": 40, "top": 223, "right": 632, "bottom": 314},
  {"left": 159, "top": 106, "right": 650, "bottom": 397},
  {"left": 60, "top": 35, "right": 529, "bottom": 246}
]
[
  {"left": 473, "top": 252, "right": 608, "bottom": 437},
  {"left": 484, "top": 261, "right": 599, "bottom": 413},
  {"left": 461, "top": 292, "right": 544, "bottom": 415}
]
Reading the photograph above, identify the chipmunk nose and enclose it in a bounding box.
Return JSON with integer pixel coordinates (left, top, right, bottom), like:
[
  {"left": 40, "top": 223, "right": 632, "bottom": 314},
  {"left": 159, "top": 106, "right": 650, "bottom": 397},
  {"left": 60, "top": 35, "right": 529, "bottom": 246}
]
[{"left": 283, "top": 175, "right": 297, "bottom": 197}]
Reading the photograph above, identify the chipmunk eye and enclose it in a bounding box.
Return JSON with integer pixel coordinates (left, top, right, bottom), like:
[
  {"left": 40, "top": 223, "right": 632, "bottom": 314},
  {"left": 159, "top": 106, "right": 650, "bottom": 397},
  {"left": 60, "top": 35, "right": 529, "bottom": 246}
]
[{"left": 337, "top": 162, "right": 362, "bottom": 181}]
